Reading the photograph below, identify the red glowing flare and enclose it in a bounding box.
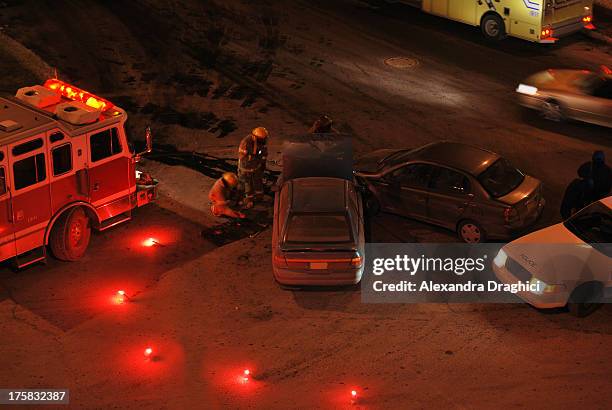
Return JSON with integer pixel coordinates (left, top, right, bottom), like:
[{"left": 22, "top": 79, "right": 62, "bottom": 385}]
[
  {"left": 242, "top": 369, "right": 251, "bottom": 382},
  {"left": 144, "top": 347, "right": 153, "bottom": 357},
  {"left": 143, "top": 238, "right": 157, "bottom": 247},
  {"left": 43, "top": 78, "right": 114, "bottom": 111},
  {"left": 114, "top": 290, "right": 126, "bottom": 304},
  {"left": 351, "top": 390, "right": 357, "bottom": 398}
]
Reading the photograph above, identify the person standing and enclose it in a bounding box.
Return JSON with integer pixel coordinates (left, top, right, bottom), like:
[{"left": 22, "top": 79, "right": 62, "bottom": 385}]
[
  {"left": 578, "top": 150, "right": 611, "bottom": 201},
  {"left": 560, "top": 166, "right": 593, "bottom": 220},
  {"left": 238, "top": 127, "right": 269, "bottom": 208}
]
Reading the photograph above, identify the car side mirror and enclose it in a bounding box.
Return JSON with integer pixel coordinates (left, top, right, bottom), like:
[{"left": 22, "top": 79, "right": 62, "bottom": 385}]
[{"left": 135, "top": 126, "right": 153, "bottom": 162}]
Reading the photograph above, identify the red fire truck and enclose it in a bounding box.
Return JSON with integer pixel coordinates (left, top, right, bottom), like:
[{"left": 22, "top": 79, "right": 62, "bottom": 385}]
[{"left": 0, "top": 79, "right": 157, "bottom": 268}]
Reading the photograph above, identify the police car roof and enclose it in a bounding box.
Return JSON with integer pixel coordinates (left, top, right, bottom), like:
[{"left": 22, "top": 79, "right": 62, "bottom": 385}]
[{"left": 0, "top": 95, "right": 125, "bottom": 146}]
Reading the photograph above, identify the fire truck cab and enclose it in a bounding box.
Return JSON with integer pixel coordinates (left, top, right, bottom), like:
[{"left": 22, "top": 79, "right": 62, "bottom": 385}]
[{"left": 0, "top": 79, "right": 157, "bottom": 268}]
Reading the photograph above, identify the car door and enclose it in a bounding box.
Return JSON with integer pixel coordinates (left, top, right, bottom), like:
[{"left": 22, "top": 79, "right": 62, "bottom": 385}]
[
  {"left": 384, "top": 163, "right": 434, "bottom": 219},
  {"left": 426, "top": 166, "right": 472, "bottom": 229}
]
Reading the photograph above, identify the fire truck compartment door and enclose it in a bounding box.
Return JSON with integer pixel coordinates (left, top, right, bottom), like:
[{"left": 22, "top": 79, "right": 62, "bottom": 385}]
[
  {"left": 0, "top": 161, "right": 16, "bottom": 261},
  {"left": 8, "top": 141, "right": 52, "bottom": 255}
]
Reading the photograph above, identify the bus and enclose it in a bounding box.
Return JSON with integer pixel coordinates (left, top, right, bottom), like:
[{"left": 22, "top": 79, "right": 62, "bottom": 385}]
[{"left": 394, "top": 0, "right": 594, "bottom": 42}]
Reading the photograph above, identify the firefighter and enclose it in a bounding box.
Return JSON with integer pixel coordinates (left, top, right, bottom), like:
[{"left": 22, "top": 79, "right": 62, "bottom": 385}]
[
  {"left": 209, "top": 172, "right": 246, "bottom": 219},
  {"left": 308, "top": 114, "right": 337, "bottom": 134},
  {"left": 238, "top": 126, "right": 269, "bottom": 207}
]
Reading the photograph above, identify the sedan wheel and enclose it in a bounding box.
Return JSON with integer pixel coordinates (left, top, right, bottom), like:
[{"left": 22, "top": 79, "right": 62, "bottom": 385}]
[
  {"left": 540, "top": 100, "right": 563, "bottom": 122},
  {"left": 458, "top": 221, "right": 485, "bottom": 243}
]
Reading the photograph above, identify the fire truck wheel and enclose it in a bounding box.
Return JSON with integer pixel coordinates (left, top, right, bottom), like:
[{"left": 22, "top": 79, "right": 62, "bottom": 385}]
[
  {"left": 481, "top": 14, "right": 506, "bottom": 41},
  {"left": 50, "top": 207, "right": 92, "bottom": 261}
]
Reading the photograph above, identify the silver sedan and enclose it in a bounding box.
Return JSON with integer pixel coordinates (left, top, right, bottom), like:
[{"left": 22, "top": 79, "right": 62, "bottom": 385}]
[{"left": 516, "top": 68, "right": 612, "bottom": 128}]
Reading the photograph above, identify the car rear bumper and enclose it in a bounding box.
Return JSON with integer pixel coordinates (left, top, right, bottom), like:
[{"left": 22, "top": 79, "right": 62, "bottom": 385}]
[
  {"left": 493, "top": 264, "right": 568, "bottom": 308},
  {"left": 273, "top": 265, "right": 363, "bottom": 286},
  {"left": 487, "top": 198, "right": 546, "bottom": 240},
  {"left": 539, "top": 19, "right": 590, "bottom": 43}
]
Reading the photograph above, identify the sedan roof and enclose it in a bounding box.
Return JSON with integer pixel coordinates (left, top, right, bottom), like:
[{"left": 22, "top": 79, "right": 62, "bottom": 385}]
[
  {"left": 408, "top": 141, "right": 500, "bottom": 176},
  {"left": 290, "top": 177, "right": 347, "bottom": 213}
]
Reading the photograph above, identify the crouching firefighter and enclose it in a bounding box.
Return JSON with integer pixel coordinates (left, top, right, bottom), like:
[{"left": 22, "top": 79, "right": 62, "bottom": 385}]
[
  {"left": 238, "top": 126, "right": 269, "bottom": 208},
  {"left": 209, "top": 172, "right": 246, "bottom": 219}
]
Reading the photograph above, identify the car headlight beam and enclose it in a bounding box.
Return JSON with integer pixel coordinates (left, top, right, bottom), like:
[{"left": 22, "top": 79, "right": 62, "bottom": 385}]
[{"left": 516, "top": 84, "right": 538, "bottom": 96}]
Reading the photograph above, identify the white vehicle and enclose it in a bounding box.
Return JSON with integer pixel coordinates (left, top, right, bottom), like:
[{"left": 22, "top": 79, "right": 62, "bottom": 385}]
[{"left": 493, "top": 196, "right": 611, "bottom": 317}]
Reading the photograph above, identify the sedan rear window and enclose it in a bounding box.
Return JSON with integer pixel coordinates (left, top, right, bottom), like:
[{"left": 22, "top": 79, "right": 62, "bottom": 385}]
[
  {"left": 285, "top": 214, "right": 352, "bottom": 243},
  {"left": 478, "top": 159, "right": 524, "bottom": 198}
]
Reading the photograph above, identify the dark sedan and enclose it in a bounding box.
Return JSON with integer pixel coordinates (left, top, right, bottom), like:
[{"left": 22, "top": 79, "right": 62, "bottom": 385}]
[
  {"left": 272, "top": 136, "right": 365, "bottom": 286},
  {"left": 355, "top": 141, "right": 545, "bottom": 243}
]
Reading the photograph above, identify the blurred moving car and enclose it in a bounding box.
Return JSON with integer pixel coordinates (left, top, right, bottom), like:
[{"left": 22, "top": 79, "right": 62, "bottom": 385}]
[
  {"left": 493, "top": 196, "right": 611, "bottom": 317},
  {"left": 355, "top": 141, "right": 544, "bottom": 243},
  {"left": 272, "top": 136, "right": 365, "bottom": 286},
  {"left": 516, "top": 67, "right": 612, "bottom": 127}
]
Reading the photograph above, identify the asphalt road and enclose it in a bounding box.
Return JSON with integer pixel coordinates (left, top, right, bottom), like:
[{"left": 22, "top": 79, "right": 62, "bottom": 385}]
[{"left": 0, "top": 1, "right": 611, "bottom": 408}]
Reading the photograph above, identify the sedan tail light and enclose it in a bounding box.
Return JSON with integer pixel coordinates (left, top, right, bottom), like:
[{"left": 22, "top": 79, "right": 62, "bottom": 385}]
[
  {"left": 351, "top": 254, "right": 363, "bottom": 269},
  {"left": 273, "top": 253, "right": 288, "bottom": 268}
]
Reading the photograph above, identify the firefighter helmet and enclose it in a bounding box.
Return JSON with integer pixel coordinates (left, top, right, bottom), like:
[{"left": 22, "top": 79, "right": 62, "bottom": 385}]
[
  {"left": 251, "top": 127, "right": 269, "bottom": 140},
  {"left": 310, "top": 115, "right": 333, "bottom": 133},
  {"left": 222, "top": 172, "right": 239, "bottom": 188}
]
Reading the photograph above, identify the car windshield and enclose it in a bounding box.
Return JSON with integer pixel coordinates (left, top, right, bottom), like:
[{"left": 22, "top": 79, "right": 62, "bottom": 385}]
[
  {"left": 477, "top": 158, "right": 524, "bottom": 198},
  {"left": 285, "top": 213, "right": 352, "bottom": 243},
  {"left": 564, "top": 202, "right": 612, "bottom": 250}
]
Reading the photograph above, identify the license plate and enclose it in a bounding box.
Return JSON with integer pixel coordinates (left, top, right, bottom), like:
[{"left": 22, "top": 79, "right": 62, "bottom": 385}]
[{"left": 310, "top": 262, "right": 328, "bottom": 270}]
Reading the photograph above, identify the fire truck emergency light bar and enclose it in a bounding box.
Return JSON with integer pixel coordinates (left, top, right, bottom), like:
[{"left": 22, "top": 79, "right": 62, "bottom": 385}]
[{"left": 43, "top": 79, "right": 114, "bottom": 112}]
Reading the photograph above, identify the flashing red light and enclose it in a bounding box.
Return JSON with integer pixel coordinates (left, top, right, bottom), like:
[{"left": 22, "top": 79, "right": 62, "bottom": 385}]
[
  {"left": 242, "top": 369, "right": 251, "bottom": 383},
  {"left": 351, "top": 389, "right": 358, "bottom": 402},
  {"left": 144, "top": 347, "right": 154, "bottom": 359},
  {"left": 582, "top": 15, "right": 592, "bottom": 23},
  {"left": 43, "top": 78, "right": 114, "bottom": 111}
]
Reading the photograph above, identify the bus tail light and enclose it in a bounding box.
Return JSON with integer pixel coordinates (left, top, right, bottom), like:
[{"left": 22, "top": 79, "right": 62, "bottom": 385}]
[{"left": 541, "top": 28, "right": 553, "bottom": 39}]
